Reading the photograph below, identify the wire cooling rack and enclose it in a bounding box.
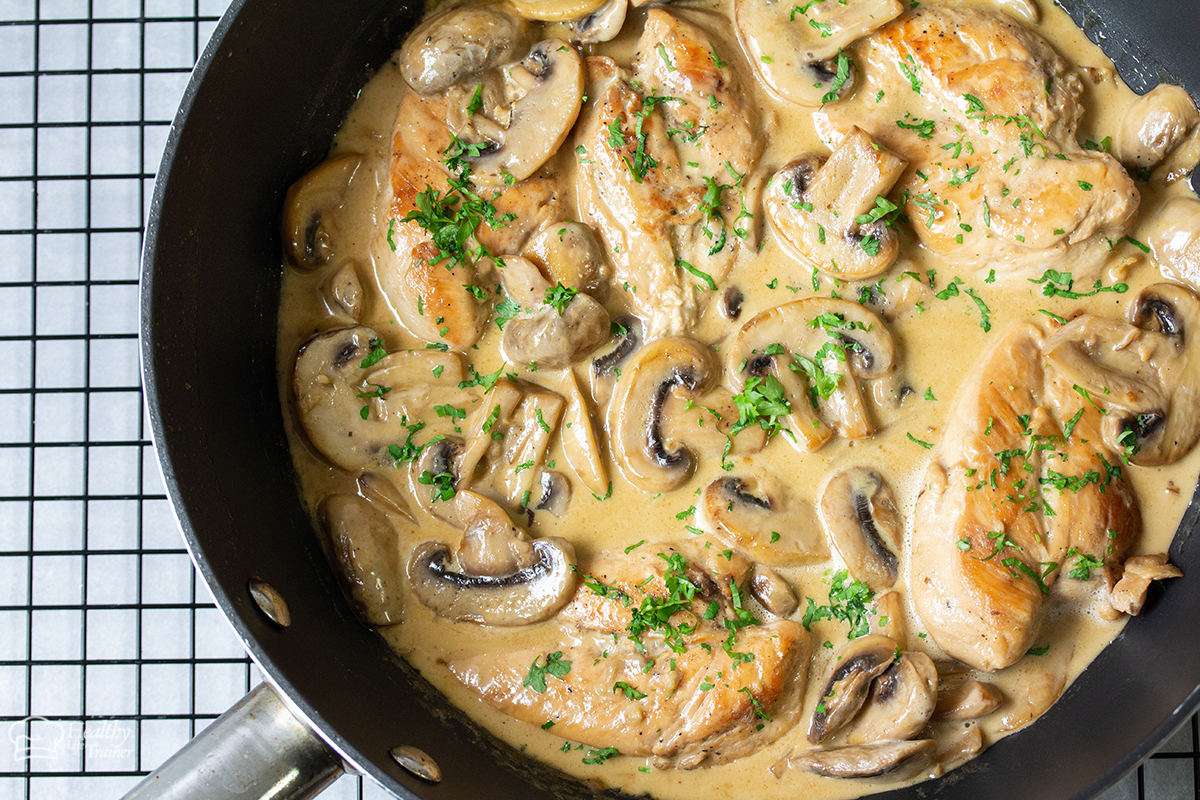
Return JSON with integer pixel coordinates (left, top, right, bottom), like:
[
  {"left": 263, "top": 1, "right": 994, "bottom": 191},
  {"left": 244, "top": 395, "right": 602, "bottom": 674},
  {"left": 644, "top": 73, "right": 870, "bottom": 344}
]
[{"left": 0, "top": 1, "right": 1196, "bottom": 799}]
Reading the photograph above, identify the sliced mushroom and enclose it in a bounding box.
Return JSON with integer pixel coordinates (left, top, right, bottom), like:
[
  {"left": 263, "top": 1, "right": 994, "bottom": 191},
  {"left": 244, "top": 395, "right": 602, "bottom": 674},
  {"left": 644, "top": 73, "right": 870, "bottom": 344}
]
[
  {"left": 870, "top": 591, "right": 908, "bottom": 646},
  {"left": 536, "top": 471, "right": 572, "bottom": 517},
  {"left": 995, "top": 0, "right": 1038, "bottom": 23},
  {"left": 592, "top": 315, "right": 641, "bottom": 380},
  {"left": 293, "top": 327, "right": 465, "bottom": 471},
  {"left": 282, "top": 153, "right": 362, "bottom": 270},
  {"left": 498, "top": 256, "right": 610, "bottom": 369},
  {"left": 1146, "top": 196, "right": 1200, "bottom": 288},
  {"left": 323, "top": 261, "right": 363, "bottom": 320},
  {"left": 503, "top": 0, "right": 605, "bottom": 21},
  {"left": 846, "top": 652, "right": 938, "bottom": 744},
  {"left": 554, "top": 0, "right": 627, "bottom": 42},
  {"left": 1109, "top": 553, "right": 1182, "bottom": 616},
  {"left": 408, "top": 536, "right": 577, "bottom": 625},
  {"left": 398, "top": 3, "right": 526, "bottom": 95},
  {"left": 720, "top": 286, "right": 745, "bottom": 320},
  {"left": 322, "top": 494, "right": 404, "bottom": 625},
  {"left": 356, "top": 471, "right": 415, "bottom": 518},
  {"left": 734, "top": 0, "right": 903, "bottom": 106},
  {"left": 608, "top": 337, "right": 716, "bottom": 493},
  {"left": 933, "top": 680, "right": 1004, "bottom": 722},
  {"left": 456, "top": 490, "right": 536, "bottom": 577},
  {"left": 414, "top": 437, "right": 466, "bottom": 525},
  {"left": 1045, "top": 282, "right": 1200, "bottom": 466},
  {"left": 933, "top": 722, "right": 983, "bottom": 773},
  {"left": 453, "top": 378, "right": 566, "bottom": 513},
  {"left": 698, "top": 475, "right": 829, "bottom": 567},
  {"left": 461, "top": 41, "right": 586, "bottom": 185},
  {"left": 522, "top": 221, "right": 608, "bottom": 300},
  {"left": 791, "top": 739, "right": 936, "bottom": 780},
  {"left": 819, "top": 467, "right": 903, "bottom": 591},
  {"left": 726, "top": 297, "right": 896, "bottom": 450},
  {"left": 809, "top": 634, "right": 901, "bottom": 744},
  {"left": 555, "top": 368, "right": 609, "bottom": 497},
  {"left": 750, "top": 564, "right": 799, "bottom": 618},
  {"left": 994, "top": 652, "right": 1070, "bottom": 733},
  {"left": 1115, "top": 84, "right": 1199, "bottom": 171},
  {"left": 660, "top": 388, "right": 767, "bottom": 460},
  {"left": 765, "top": 128, "right": 908, "bottom": 279}
]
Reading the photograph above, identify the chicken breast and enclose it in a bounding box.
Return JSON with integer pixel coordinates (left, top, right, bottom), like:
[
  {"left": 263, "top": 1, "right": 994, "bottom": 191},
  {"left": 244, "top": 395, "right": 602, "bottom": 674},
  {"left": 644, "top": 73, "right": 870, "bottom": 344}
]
[
  {"left": 574, "top": 10, "right": 762, "bottom": 337},
  {"left": 848, "top": 7, "right": 1139, "bottom": 284},
  {"left": 377, "top": 89, "right": 564, "bottom": 350},
  {"left": 449, "top": 620, "right": 809, "bottom": 766},
  {"left": 912, "top": 321, "right": 1144, "bottom": 670},
  {"left": 559, "top": 538, "right": 754, "bottom": 634}
]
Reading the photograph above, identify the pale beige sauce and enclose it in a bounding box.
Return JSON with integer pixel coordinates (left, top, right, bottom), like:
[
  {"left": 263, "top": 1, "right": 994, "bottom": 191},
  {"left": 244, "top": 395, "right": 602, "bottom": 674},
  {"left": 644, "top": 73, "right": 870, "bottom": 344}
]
[{"left": 276, "top": 1, "right": 1200, "bottom": 797}]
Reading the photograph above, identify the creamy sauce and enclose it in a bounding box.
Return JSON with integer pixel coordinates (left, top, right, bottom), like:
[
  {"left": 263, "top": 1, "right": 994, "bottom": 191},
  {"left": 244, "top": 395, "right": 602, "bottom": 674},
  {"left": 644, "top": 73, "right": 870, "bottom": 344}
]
[{"left": 276, "top": 1, "right": 1200, "bottom": 797}]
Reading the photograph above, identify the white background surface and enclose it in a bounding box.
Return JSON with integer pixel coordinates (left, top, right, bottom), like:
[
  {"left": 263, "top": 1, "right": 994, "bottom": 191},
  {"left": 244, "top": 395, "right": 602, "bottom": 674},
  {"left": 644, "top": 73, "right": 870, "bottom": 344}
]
[{"left": 0, "top": 0, "right": 1195, "bottom": 798}]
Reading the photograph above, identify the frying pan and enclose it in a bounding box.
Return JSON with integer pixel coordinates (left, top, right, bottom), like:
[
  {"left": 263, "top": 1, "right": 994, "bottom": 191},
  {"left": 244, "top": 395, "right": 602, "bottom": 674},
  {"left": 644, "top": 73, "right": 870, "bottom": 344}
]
[{"left": 131, "top": 1, "right": 1200, "bottom": 798}]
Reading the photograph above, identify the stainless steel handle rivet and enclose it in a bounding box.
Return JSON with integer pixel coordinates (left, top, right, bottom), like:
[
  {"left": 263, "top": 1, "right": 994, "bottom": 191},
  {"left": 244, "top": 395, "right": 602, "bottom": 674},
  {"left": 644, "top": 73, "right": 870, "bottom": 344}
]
[{"left": 389, "top": 745, "right": 442, "bottom": 783}]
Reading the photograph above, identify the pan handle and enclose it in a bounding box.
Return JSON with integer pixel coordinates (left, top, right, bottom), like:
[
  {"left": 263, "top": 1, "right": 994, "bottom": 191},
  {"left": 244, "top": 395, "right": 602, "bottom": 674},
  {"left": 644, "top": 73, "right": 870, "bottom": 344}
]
[{"left": 122, "top": 682, "right": 345, "bottom": 800}]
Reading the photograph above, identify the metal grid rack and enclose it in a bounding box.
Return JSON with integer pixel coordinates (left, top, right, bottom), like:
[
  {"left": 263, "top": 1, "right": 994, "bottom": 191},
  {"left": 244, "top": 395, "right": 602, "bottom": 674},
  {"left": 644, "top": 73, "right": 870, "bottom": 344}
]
[{"left": 0, "top": 1, "right": 1194, "bottom": 798}]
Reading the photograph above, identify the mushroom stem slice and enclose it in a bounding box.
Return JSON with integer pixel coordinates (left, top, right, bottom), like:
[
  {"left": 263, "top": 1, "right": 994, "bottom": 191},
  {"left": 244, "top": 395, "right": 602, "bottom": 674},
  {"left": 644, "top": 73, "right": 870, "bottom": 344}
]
[
  {"left": 808, "top": 634, "right": 901, "bottom": 744},
  {"left": 1109, "top": 554, "right": 1182, "bottom": 616},
  {"left": 765, "top": 128, "right": 908, "bottom": 279},
  {"left": 609, "top": 337, "right": 716, "bottom": 494},
  {"left": 699, "top": 475, "right": 828, "bottom": 567},
  {"left": 933, "top": 680, "right": 1004, "bottom": 722},
  {"left": 557, "top": 368, "right": 609, "bottom": 497},
  {"left": 283, "top": 153, "right": 363, "bottom": 270},
  {"left": 791, "top": 739, "right": 936, "bottom": 780},
  {"left": 819, "top": 467, "right": 904, "bottom": 591},
  {"left": 408, "top": 537, "right": 577, "bottom": 626}
]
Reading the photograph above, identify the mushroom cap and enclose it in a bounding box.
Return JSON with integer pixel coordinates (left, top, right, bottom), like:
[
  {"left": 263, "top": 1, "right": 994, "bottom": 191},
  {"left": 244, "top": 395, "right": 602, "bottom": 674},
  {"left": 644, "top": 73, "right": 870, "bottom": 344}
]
[
  {"left": 1146, "top": 196, "right": 1200, "bottom": 288},
  {"left": 1045, "top": 282, "right": 1200, "bottom": 466},
  {"left": 455, "top": 490, "right": 535, "bottom": 577},
  {"left": 398, "top": 3, "right": 526, "bottom": 95},
  {"left": 282, "top": 153, "right": 362, "bottom": 270},
  {"left": 322, "top": 494, "right": 405, "bottom": 626},
  {"left": 408, "top": 537, "right": 577, "bottom": 626},
  {"left": 608, "top": 337, "right": 717, "bottom": 493},
  {"left": 726, "top": 297, "right": 895, "bottom": 448},
  {"left": 468, "top": 41, "right": 586, "bottom": 186},
  {"left": 819, "top": 467, "right": 904, "bottom": 591},
  {"left": 1116, "top": 83, "right": 1200, "bottom": 171},
  {"left": 808, "top": 634, "right": 901, "bottom": 744},
  {"left": 293, "top": 326, "right": 466, "bottom": 471},
  {"left": 845, "top": 651, "right": 938, "bottom": 744},
  {"left": 498, "top": 256, "right": 610, "bottom": 369},
  {"left": 502, "top": 0, "right": 606, "bottom": 22},
  {"left": 522, "top": 221, "right": 609, "bottom": 300},
  {"left": 734, "top": 0, "right": 903, "bottom": 106},
  {"left": 555, "top": 0, "right": 628, "bottom": 42},
  {"left": 764, "top": 129, "right": 908, "bottom": 279},
  {"left": 698, "top": 475, "right": 829, "bottom": 567},
  {"left": 791, "top": 739, "right": 937, "bottom": 779},
  {"left": 749, "top": 563, "right": 800, "bottom": 618}
]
